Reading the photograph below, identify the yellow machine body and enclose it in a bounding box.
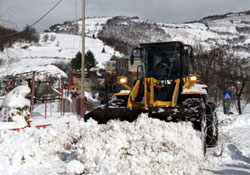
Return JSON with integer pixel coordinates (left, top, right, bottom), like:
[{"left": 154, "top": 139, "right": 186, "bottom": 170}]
[{"left": 115, "top": 74, "right": 203, "bottom": 108}]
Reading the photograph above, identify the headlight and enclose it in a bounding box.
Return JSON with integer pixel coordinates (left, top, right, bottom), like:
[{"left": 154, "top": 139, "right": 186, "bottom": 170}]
[
  {"left": 120, "top": 78, "right": 127, "bottom": 83},
  {"left": 190, "top": 76, "right": 197, "bottom": 81},
  {"left": 190, "top": 74, "right": 200, "bottom": 82},
  {"left": 117, "top": 76, "right": 128, "bottom": 84}
]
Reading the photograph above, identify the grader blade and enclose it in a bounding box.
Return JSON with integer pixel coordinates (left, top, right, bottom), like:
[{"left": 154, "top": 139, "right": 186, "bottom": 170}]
[
  {"left": 84, "top": 107, "right": 143, "bottom": 124},
  {"left": 147, "top": 107, "right": 203, "bottom": 130},
  {"left": 85, "top": 106, "right": 204, "bottom": 130}
]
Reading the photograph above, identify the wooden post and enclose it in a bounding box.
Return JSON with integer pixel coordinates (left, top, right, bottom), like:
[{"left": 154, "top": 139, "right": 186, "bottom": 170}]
[{"left": 80, "top": 0, "right": 85, "bottom": 118}]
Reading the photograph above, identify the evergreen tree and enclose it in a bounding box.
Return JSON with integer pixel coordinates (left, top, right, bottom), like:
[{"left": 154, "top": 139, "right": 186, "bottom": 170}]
[
  {"left": 71, "top": 50, "right": 97, "bottom": 70},
  {"left": 85, "top": 50, "right": 97, "bottom": 69},
  {"left": 71, "top": 51, "right": 82, "bottom": 70}
]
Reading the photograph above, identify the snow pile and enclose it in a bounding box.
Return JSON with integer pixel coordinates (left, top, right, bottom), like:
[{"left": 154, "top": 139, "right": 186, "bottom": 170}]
[
  {"left": 77, "top": 115, "right": 203, "bottom": 174},
  {"left": 1, "top": 85, "right": 31, "bottom": 125},
  {"left": 66, "top": 160, "right": 85, "bottom": 174},
  {"left": 0, "top": 114, "right": 203, "bottom": 174},
  {"left": 0, "top": 124, "right": 75, "bottom": 175}
]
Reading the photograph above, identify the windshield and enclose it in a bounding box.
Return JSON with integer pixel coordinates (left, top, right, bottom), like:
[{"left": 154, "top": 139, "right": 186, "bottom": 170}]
[{"left": 141, "top": 42, "right": 181, "bottom": 79}]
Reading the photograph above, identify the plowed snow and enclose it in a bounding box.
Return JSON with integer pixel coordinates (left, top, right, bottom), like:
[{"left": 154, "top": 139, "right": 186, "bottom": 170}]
[{"left": 0, "top": 114, "right": 203, "bottom": 175}]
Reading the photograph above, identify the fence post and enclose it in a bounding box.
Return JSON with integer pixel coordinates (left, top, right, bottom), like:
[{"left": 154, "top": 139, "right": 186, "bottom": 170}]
[
  {"left": 61, "top": 78, "right": 64, "bottom": 116},
  {"left": 45, "top": 102, "right": 47, "bottom": 119},
  {"left": 30, "top": 71, "right": 35, "bottom": 118}
]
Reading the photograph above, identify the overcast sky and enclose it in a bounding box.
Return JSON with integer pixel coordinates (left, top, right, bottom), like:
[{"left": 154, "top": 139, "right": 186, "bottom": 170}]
[{"left": 1, "top": 0, "right": 250, "bottom": 32}]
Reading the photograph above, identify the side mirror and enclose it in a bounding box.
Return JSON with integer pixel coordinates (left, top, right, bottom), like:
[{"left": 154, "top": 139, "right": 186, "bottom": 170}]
[
  {"left": 183, "top": 45, "right": 195, "bottom": 62},
  {"left": 130, "top": 54, "right": 134, "bottom": 65},
  {"left": 190, "top": 51, "right": 195, "bottom": 62},
  {"left": 130, "top": 47, "right": 141, "bottom": 65}
]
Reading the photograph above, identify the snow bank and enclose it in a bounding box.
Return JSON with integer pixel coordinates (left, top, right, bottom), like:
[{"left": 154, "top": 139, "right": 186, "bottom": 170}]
[
  {"left": 0, "top": 114, "right": 203, "bottom": 174},
  {"left": 201, "top": 112, "right": 250, "bottom": 174}
]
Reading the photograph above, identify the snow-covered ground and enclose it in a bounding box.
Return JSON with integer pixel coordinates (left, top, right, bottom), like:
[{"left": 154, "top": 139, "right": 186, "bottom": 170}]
[
  {"left": 0, "top": 85, "right": 250, "bottom": 174},
  {"left": 201, "top": 112, "right": 250, "bottom": 174},
  {"left": 0, "top": 107, "right": 250, "bottom": 174}
]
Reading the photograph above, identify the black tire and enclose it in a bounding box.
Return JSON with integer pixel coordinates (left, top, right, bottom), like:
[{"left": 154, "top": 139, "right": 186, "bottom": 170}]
[
  {"left": 182, "top": 98, "right": 205, "bottom": 112},
  {"left": 206, "top": 102, "right": 218, "bottom": 147}
]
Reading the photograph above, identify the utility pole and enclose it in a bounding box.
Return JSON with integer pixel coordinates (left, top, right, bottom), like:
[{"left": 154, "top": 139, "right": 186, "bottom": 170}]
[{"left": 80, "top": 0, "right": 85, "bottom": 118}]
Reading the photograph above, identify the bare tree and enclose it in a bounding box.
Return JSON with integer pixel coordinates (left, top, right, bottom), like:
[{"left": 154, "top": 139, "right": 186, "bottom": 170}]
[
  {"left": 194, "top": 45, "right": 227, "bottom": 105},
  {"left": 42, "top": 34, "right": 49, "bottom": 42},
  {"left": 195, "top": 44, "right": 250, "bottom": 114},
  {"left": 227, "top": 57, "right": 250, "bottom": 114}
]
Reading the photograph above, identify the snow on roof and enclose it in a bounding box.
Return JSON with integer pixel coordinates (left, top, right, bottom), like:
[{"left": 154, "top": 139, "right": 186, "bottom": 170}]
[{"left": 0, "top": 65, "right": 67, "bottom": 81}]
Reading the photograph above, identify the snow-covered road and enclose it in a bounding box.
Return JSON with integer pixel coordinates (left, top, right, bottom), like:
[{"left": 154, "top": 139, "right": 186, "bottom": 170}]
[{"left": 201, "top": 112, "right": 250, "bottom": 175}]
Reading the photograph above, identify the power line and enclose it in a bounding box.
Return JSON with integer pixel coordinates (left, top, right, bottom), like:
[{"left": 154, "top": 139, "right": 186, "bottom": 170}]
[
  {"left": 0, "top": 0, "right": 63, "bottom": 40},
  {"left": 29, "top": 0, "right": 63, "bottom": 28},
  {"left": 27, "top": 0, "right": 58, "bottom": 5},
  {"left": 72, "top": 0, "right": 78, "bottom": 58}
]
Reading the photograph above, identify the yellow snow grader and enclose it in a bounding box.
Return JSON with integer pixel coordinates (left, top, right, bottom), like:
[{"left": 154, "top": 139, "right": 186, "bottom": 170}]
[{"left": 85, "top": 41, "right": 218, "bottom": 150}]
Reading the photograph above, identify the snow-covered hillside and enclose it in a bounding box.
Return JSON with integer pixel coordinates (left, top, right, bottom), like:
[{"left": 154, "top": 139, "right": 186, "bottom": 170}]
[
  {"left": 47, "top": 11, "right": 250, "bottom": 57},
  {"left": 0, "top": 32, "right": 121, "bottom": 68},
  {"left": 46, "top": 16, "right": 111, "bottom": 38},
  {"left": 97, "top": 12, "right": 250, "bottom": 56}
]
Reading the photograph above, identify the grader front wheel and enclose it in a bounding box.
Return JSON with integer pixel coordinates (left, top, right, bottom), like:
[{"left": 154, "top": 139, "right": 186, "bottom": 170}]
[
  {"left": 182, "top": 98, "right": 218, "bottom": 153},
  {"left": 206, "top": 102, "right": 218, "bottom": 147}
]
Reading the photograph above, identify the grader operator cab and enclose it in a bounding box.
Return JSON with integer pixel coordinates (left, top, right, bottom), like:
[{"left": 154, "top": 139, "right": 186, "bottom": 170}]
[{"left": 85, "top": 41, "right": 218, "bottom": 151}]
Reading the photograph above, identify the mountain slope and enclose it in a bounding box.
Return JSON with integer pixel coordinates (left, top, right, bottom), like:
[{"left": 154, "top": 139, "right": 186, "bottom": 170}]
[{"left": 47, "top": 10, "right": 250, "bottom": 57}]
